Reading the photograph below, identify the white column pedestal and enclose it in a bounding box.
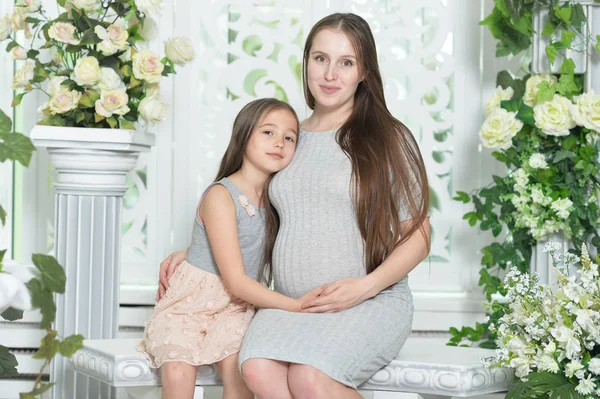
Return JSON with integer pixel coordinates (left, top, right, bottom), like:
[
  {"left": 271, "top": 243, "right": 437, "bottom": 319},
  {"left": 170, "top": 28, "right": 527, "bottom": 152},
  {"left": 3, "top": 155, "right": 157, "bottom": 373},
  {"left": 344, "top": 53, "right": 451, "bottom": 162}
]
[{"left": 31, "top": 126, "right": 155, "bottom": 399}]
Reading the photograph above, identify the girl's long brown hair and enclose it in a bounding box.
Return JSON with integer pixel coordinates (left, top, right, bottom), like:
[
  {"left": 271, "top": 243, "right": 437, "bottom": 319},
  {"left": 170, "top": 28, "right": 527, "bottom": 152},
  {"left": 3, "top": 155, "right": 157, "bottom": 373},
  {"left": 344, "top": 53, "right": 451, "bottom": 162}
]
[{"left": 261, "top": 13, "right": 429, "bottom": 282}]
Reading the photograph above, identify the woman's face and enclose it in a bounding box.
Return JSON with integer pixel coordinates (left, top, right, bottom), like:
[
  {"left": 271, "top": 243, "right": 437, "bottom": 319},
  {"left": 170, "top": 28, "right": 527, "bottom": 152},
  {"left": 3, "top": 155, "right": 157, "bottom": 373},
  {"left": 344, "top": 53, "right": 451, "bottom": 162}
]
[{"left": 306, "top": 28, "right": 363, "bottom": 110}]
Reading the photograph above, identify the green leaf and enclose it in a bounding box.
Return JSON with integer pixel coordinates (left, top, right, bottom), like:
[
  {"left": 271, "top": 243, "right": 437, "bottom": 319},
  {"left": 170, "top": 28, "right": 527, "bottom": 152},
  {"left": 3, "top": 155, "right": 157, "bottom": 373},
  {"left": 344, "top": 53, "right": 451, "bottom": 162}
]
[
  {"left": 0, "top": 204, "right": 5, "bottom": 225},
  {"left": 555, "top": 4, "right": 572, "bottom": 24},
  {"left": 595, "top": 35, "right": 600, "bottom": 54},
  {"left": 80, "top": 29, "right": 101, "bottom": 45},
  {"left": 0, "top": 132, "right": 36, "bottom": 167},
  {"left": 0, "top": 109, "right": 12, "bottom": 133},
  {"left": 119, "top": 119, "right": 135, "bottom": 130},
  {"left": 11, "top": 92, "right": 26, "bottom": 107},
  {"left": 33, "top": 330, "right": 60, "bottom": 360},
  {"left": 37, "top": 116, "right": 67, "bottom": 127},
  {"left": 553, "top": 150, "right": 575, "bottom": 163},
  {"left": 560, "top": 58, "right": 576, "bottom": 75},
  {"left": 79, "top": 90, "right": 99, "bottom": 108},
  {"left": 0, "top": 345, "right": 19, "bottom": 378},
  {"left": 556, "top": 74, "right": 579, "bottom": 98},
  {"left": 27, "top": 278, "right": 56, "bottom": 328},
  {"left": 26, "top": 49, "right": 39, "bottom": 59},
  {"left": 106, "top": 116, "right": 118, "bottom": 128},
  {"left": 536, "top": 81, "right": 556, "bottom": 104},
  {"left": 541, "top": 20, "right": 556, "bottom": 37},
  {"left": 516, "top": 103, "right": 535, "bottom": 126},
  {"left": 94, "top": 113, "right": 105, "bottom": 123},
  {"left": 560, "top": 30, "right": 576, "bottom": 48},
  {"left": 453, "top": 191, "right": 471, "bottom": 204},
  {"left": 545, "top": 43, "right": 558, "bottom": 65},
  {"left": 31, "top": 254, "right": 65, "bottom": 294},
  {"left": 571, "top": 3, "right": 587, "bottom": 30},
  {"left": 59, "top": 334, "right": 84, "bottom": 357},
  {"left": 1, "top": 307, "right": 24, "bottom": 321},
  {"left": 500, "top": 98, "right": 521, "bottom": 112},
  {"left": 6, "top": 41, "right": 19, "bottom": 52}
]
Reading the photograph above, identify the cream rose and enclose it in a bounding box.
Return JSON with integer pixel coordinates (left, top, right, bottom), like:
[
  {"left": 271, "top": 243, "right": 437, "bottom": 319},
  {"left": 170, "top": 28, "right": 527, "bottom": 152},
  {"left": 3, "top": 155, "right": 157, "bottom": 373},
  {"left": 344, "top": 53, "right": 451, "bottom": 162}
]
[
  {"left": 132, "top": 50, "right": 164, "bottom": 83},
  {"left": 72, "top": 56, "right": 101, "bottom": 86},
  {"left": 95, "top": 89, "right": 130, "bottom": 117},
  {"left": 524, "top": 73, "right": 558, "bottom": 107},
  {"left": 21, "top": 0, "right": 42, "bottom": 12},
  {"left": 94, "top": 24, "right": 129, "bottom": 56},
  {"left": 94, "top": 67, "right": 125, "bottom": 91},
  {"left": 67, "top": 0, "right": 101, "bottom": 13},
  {"left": 485, "top": 86, "right": 514, "bottom": 116},
  {"left": 0, "top": 14, "right": 13, "bottom": 41},
  {"left": 11, "top": 7, "right": 27, "bottom": 32},
  {"left": 11, "top": 60, "right": 34, "bottom": 89},
  {"left": 139, "top": 96, "right": 166, "bottom": 124},
  {"left": 10, "top": 46, "right": 27, "bottom": 60},
  {"left": 534, "top": 94, "right": 576, "bottom": 136},
  {"left": 165, "top": 37, "right": 195, "bottom": 65},
  {"left": 48, "top": 22, "right": 80, "bottom": 45},
  {"left": 480, "top": 108, "right": 523, "bottom": 150},
  {"left": 571, "top": 90, "right": 600, "bottom": 132},
  {"left": 146, "top": 83, "right": 160, "bottom": 97},
  {"left": 118, "top": 47, "right": 132, "bottom": 62},
  {"left": 134, "top": 0, "right": 163, "bottom": 17},
  {"left": 48, "top": 88, "right": 81, "bottom": 114}
]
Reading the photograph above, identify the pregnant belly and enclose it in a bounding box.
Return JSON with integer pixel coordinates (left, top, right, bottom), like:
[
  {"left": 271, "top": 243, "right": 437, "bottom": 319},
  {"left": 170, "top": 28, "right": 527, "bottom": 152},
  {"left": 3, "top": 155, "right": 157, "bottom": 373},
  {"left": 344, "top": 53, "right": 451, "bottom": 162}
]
[{"left": 271, "top": 228, "right": 366, "bottom": 298}]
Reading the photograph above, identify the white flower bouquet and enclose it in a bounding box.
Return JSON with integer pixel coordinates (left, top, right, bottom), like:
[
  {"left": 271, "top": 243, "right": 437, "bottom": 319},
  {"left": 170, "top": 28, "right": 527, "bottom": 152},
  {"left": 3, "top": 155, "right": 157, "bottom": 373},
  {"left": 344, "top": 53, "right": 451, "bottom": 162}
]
[
  {"left": 1, "top": 0, "right": 195, "bottom": 129},
  {"left": 485, "top": 242, "right": 600, "bottom": 398}
]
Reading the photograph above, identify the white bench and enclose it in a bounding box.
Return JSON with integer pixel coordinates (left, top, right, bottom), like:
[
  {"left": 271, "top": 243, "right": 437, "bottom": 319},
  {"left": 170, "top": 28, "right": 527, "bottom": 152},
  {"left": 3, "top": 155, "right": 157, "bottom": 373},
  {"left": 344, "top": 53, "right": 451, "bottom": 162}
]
[{"left": 69, "top": 338, "right": 512, "bottom": 398}]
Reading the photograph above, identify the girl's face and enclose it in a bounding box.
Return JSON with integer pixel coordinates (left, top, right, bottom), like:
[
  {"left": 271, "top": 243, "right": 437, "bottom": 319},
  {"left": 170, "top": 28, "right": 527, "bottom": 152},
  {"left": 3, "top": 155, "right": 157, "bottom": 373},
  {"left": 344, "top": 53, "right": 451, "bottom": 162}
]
[
  {"left": 244, "top": 108, "right": 298, "bottom": 175},
  {"left": 306, "top": 28, "right": 363, "bottom": 110}
]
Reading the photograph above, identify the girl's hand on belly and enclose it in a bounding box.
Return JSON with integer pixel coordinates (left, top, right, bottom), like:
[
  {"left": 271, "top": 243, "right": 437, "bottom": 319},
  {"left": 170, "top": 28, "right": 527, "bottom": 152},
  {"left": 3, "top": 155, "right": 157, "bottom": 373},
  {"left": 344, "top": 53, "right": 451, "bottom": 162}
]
[{"left": 300, "top": 277, "right": 371, "bottom": 313}]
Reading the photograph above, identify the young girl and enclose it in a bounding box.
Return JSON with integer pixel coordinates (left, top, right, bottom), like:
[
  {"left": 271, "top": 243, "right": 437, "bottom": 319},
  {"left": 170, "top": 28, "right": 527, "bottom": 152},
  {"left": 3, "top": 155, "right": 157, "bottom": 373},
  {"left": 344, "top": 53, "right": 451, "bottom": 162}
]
[{"left": 137, "top": 98, "right": 326, "bottom": 399}]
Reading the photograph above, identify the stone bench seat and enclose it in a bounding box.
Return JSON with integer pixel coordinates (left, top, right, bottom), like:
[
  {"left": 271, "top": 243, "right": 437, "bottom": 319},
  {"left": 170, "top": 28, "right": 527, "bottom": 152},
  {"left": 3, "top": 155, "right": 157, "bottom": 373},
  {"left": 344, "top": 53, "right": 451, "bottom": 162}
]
[{"left": 69, "top": 337, "right": 512, "bottom": 398}]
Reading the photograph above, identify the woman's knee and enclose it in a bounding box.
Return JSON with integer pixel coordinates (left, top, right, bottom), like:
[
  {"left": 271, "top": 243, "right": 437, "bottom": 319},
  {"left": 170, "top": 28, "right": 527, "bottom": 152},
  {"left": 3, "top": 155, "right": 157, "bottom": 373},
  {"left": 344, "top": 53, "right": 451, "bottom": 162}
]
[
  {"left": 241, "top": 358, "right": 286, "bottom": 393},
  {"left": 287, "top": 364, "right": 328, "bottom": 398}
]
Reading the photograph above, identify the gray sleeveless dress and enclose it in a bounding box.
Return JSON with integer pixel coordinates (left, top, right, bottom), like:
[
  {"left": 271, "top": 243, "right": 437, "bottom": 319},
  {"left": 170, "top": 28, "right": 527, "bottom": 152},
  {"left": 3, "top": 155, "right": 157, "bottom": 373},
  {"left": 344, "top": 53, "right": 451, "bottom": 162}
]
[{"left": 238, "top": 130, "right": 414, "bottom": 388}]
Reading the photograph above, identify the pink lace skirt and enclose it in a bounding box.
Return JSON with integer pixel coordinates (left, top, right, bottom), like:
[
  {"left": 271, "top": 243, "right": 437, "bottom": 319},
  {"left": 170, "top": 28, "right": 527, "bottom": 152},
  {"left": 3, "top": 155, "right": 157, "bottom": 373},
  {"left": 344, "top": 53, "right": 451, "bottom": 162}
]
[{"left": 137, "top": 260, "right": 255, "bottom": 368}]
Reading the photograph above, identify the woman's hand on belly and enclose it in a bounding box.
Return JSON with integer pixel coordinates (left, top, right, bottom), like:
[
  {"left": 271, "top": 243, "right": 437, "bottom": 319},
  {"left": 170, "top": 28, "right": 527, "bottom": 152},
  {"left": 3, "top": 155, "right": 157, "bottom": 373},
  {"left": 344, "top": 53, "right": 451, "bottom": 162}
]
[{"left": 300, "top": 277, "right": 371, "bottom": 313}]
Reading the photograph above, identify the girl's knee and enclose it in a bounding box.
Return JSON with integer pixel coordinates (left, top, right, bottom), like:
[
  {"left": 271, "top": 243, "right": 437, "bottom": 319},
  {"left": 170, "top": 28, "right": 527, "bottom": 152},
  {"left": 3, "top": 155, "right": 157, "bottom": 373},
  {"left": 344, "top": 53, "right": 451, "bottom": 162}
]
[{"left": 161, "top": 362, "right": 197, "bottom": 385}]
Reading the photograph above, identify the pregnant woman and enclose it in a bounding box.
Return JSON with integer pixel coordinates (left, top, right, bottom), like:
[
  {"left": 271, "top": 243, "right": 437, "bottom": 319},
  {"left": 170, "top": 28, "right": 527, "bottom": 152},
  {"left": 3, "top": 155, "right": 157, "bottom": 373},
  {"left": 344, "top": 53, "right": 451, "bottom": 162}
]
[{"left": 159, "top": 12, "right": 430, "bottom": 399}]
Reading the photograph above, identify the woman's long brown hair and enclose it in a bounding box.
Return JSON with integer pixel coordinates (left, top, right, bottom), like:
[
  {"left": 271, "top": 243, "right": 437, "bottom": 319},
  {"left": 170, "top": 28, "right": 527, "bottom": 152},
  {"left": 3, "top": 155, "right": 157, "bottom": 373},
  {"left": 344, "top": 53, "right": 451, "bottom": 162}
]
[{"left": 261, "top": 13, "right": 429, "bottom": 282}]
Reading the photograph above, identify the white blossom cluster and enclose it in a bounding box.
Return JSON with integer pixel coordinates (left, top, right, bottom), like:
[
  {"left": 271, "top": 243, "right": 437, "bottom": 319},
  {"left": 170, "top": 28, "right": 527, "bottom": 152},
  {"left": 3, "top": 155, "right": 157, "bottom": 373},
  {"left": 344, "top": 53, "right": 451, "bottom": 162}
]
[{"left": 486, "top": 242, "right": 600, "bottom": 397}]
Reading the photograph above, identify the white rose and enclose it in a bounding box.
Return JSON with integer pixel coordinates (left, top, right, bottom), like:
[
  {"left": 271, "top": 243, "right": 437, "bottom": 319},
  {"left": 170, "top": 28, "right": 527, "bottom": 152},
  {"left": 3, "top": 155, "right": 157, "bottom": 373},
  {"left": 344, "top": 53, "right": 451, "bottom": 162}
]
[
  {"left": 94, "top": 67, "right": 125, "bottom": 91},
  {"left": 10, "top": 46, "right": 27, "bottom": 60},
  {"left": 11, "top": 60, "right": 34, "bottom": 89},
  {"left": 524, "top": 73, "right": 558, "bottom": 107},
  {"left": 534, "top": 94, "right": 576, "bottom": 136},
  {"left": 94, "top": 24, "right": 128, "bottom": 56},
  {"left": 95, "top": 89, "right": 130, "bottom": 117},
  {"left": 48, "top": 76, "right": 68, "bottom": 96},
  {"left": 67, "top": 0, "right": 101, "bottom": 13},
  {"left": 20, "top": 0, "right": 42, "bottom": 12},
  {"left": 132, "top": 50, "right": 164, "bottom": 83},
  {"left": 138, "top": 96, "right": 166, "bottom": 124},
  {"left": 11, "top": 7, "right": 28, "bottom": 32},
  {"left": 480, "top": 108, "right": 523, "bottom": 149},
  {"left": 588, "top": 358, "right": 600, "bottom": 375},
  {"left": 0, "top": 272, "right": 32, "bottom": 314},
  {"left": 565, "top": 360, "right": 584, "bottom": 378},
  {"left": 118, "top": 46, "right": 132, "bottom": 62},
  {"left": 72, "top": 56, "right": 101, "bottom": 86},
  {"left": 529, "top": 153, "right": 548, "bottom": 169},
  {"left": 571, "top": 90, "right": 600, "bottom": 132},
  {"left": 48, "top": 22, "right": 80, "bottom": 45},
  {"left": 485, "top": 86, "right": 514, "bottom": 116},
  {"left": 165, "top": 37, "right": 195, "bottom": 65},
  {"left": 509, "top": 357, "right": 532, "bottom": 378},
  {"left": 146, "top": 83, "right": 160, "bottom": 97},
  {"left": 48, "top": 88, "right": 81, "bottom": 114},
  {"left": 0, "top": 14, "right": 13, "bottom": 41},
  {"left": 134, "top": 0, "right": 163, "bottom": 17}
]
